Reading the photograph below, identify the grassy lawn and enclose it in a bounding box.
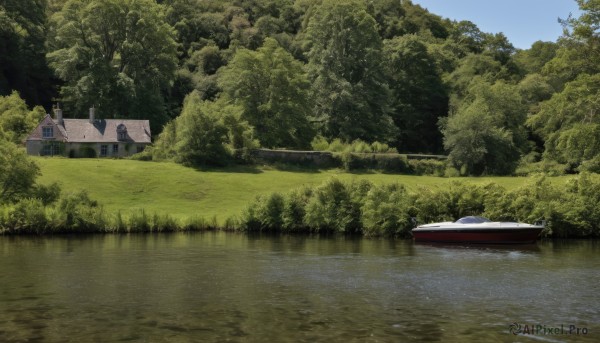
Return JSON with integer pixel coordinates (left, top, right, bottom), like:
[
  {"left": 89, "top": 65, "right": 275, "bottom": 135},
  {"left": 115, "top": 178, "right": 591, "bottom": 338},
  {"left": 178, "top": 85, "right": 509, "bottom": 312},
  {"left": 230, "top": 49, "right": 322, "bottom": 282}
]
[{"left": 34, "top": 157, "right": 569, "bottom": 223}]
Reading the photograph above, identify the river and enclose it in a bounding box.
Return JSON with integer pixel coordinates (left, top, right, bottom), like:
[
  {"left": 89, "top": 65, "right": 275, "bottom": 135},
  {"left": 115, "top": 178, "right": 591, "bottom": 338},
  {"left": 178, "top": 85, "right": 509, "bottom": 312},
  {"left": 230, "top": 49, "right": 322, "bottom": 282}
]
[{"left": 0, "top": 233, "right": 598, "bottom": 342}]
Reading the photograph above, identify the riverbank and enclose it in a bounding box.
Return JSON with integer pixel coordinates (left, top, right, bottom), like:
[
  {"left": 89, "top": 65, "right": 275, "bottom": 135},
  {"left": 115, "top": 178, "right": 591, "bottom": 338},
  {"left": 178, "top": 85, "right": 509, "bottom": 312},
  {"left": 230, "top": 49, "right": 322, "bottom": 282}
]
[
  {"left": 2, "top": 159, "right": 599, "bottom": 237},
  {"left": 34, "top": 157, "right": 558, "bottom": 223}
]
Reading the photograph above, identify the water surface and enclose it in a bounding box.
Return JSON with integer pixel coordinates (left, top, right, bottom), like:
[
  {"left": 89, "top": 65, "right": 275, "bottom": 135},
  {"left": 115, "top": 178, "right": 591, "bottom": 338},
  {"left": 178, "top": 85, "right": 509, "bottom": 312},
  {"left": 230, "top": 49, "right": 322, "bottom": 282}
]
[{"left": 0, "top": 233, "right": 598, "bottom": 342}]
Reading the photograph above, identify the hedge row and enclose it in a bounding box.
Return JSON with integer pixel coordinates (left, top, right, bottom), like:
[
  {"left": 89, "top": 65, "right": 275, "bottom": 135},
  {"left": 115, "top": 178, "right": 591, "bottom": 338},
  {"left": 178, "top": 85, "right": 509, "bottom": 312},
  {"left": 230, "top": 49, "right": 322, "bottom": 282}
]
[
  {"left": 251, "top": 149, "right": 448, "bottom": 175},
  {"left": 6, "top": 175, "right": 600, "bottom": 238},
  {"left": 236, "top": 174, "right": 600, "bottom": 238},
  {"left": 0, "top": 191, "right": 219, "bottom": 235}
]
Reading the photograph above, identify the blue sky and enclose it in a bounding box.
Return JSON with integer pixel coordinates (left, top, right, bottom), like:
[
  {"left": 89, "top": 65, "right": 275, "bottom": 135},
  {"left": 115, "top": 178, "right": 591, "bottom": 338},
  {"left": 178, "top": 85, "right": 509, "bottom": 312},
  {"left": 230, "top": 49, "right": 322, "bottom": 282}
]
[{"left": 411, "top": 0, "right": 582, "bottom": 49}]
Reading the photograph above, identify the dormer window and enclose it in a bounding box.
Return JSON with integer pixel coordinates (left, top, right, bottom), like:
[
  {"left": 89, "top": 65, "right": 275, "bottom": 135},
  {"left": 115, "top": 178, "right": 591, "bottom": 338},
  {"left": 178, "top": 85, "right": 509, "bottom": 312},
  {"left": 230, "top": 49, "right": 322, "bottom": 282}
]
[
  {"left": 117, "top": 124, "right": 127, "bottom": 141},
  {"left": 42, "top": 127, "right": 53, "bottom": 138}
]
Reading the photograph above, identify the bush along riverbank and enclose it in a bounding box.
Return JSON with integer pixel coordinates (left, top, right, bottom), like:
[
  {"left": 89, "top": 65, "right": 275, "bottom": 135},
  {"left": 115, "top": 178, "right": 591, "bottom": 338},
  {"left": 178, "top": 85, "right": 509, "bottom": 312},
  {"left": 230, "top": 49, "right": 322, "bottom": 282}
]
[
  {"left": 235, "top": 173, "right": 600, "bottom": 238},
  {"left": 2, "top": 174, "right": 600, "bottom": 238},
  {"left": 0, "top": 190, "right": 226, "bottom": 235}
]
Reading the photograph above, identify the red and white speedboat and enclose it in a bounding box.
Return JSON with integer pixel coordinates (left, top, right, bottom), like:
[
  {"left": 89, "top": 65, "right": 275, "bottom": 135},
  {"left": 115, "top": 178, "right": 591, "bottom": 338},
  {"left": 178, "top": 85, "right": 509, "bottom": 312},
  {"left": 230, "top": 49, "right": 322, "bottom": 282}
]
[{"left": 412, "top": 216, "right": 544, "bottom": 244}]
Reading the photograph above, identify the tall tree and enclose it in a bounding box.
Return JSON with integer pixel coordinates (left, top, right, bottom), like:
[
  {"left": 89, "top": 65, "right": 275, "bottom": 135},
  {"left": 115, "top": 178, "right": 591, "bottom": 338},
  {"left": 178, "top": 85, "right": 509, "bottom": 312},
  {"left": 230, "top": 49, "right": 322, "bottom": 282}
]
[
  {"left": 528, "top": 74, "right": 600, "bottom": 166},
  {"left": 530, "top": 1, "right": 600, "bottom": 168},
  {"left": 397, "top": 1, "right": 449, "bottom": 39},
  {"left": 47, "top": 0, "right": 178, "bottom": 133},
  {"left": 512, "top": 41, "right": 558, "bottom": 76},
  {"left": 442, "top": 79, "right": 527, "bottom": 175},
  {"left": 448, "top": 20, "right": 486, "bottom": 55},
  {"left": 151, "top": 92, "right": 257, "bottom": 166},
  {"left": 164, "top": 0, "right": 231, "bottom": 56},
  {"left": 173, "top": 91, "right": 230, "bottom": 166},
  {"left": 482, "top": 32, "right": 516, "bottom": 65},
  {"left": 543, "top": 0, "right": 600, "bottom": 85},
  {"left": 219, "top": 38, "right": 314, "bottom": 149},
  {"left": 305, "top": 0, "right": 396, "bottom": 143},
  {"left": 444, "top": 53, "right": 507, "bottom": 111},
  {"left": 384, "top": 35, "right": 447, "bottom": 153},
  {"left": 0, "top": 0, "right": 54, "bottom": 107},
  {"left": 367, "top": 0, "right": 406, "bottom": 39}
]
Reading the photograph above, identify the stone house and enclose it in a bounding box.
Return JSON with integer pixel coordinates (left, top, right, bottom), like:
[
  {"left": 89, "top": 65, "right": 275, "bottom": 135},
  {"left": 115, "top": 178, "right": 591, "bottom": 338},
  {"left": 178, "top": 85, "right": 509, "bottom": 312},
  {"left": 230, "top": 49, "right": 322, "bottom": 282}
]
[{"left": 25, "top": 106, "right": 151, "bottom": 158}]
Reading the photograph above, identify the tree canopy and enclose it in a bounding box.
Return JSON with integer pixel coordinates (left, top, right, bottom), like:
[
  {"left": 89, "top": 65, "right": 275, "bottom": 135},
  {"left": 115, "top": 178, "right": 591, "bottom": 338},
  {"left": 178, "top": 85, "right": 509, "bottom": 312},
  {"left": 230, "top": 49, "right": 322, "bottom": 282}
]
[
  {"left": 2, "top": 0, "right": 599, "bottom": 175},
  {"left": 219, "top": 38, "right": 314, "bottom": 149},
  {"left": 47, "top": 0, "right": 178, "bottom": 132},
  {"left": 305, "top": 0, "right": 396, "bottom": 143},
  {"left": 0, "top": 91, "right": 45, "bottom": 144},
  {"left": 0, "top": 0, "right": 54, "bottom": 105}
]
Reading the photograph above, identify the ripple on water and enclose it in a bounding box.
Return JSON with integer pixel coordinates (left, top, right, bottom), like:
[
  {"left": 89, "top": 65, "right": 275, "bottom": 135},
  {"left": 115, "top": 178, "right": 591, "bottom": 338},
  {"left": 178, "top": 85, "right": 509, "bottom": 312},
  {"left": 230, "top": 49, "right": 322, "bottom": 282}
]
[{"left": 0, "top": 234, "right": 598, "bottom": 342}]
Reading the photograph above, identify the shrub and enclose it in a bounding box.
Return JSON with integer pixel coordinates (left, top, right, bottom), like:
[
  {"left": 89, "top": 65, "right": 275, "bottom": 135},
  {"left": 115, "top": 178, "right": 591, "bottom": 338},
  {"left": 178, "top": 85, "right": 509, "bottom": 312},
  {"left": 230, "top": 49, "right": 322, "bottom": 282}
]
[
  {"left": 362, "top": 184, "right": 414, "bottom": 237},
  {"left": 408, "top": 159, "right": 447, "bottom": 176},
  {"left": 444, "top": 166, "right": 461, "bottom": 177},
  {"left": 349, "top": 140, "right": 372, "bottom": 153},
  {"left": 281, "top": 187, "right": 312, "bottom": 232},
  {"left": 0, "top": 140, "right": 40, "bottom": 203},
  {"left": 514, "top": 160, "right": 568, "bottom": 176},
  {"left": 80, "top": 145, "right": 97, "bottom": 158},
  {"left": 328, "top": 138, "right": 345, "bottom": 152},
  {"left": 445, "top": 182, "right": 489, "bottom": 219},
  {"left": 311, "top": 137, "right": 397, "bottom": 154},
  {"left": 370, "top": 141, "right": 397, "bottom": 153},
  {"left": 311, "top": 136, "right": 329, "bottom": 151},
  {"left": 239, "top": 197, "right": 263, "bottom": 232},
  {"left": 32, "top": 182, "right": 61, "bottom": 205},
  {"left": 412, "top": 187, "right": 452, "bottom": 224},
  {"left": 304, "top": 178, "right": 361, "bottom": 233},
  {"left": 54, "top": 191, "right": 104, "bottom": 232},
  {"left": 1, "top": 198, "right": 48, "bottom": 234},
  {"left": 257, "top": 193, "right": 285, "bottom": 231},
  {"left": 130, "top": 148, "right": 153, "bottom": 161},
  {"left": 239, "top": 193, "right": 285, "bottom": 232},
  {"left": 339, "top": 152, "right": 411, "bottom": 173},
  {"left": 577, "top": 156, "right": 600, "bottom": 173}
]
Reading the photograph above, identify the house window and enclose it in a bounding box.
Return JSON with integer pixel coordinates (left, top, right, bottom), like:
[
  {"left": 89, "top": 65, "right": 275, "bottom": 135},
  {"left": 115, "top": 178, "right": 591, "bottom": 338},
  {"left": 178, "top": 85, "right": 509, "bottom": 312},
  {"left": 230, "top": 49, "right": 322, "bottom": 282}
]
[
  {"left": 42, "top": 145, "right": 52, "bottom": 156},
  {"left": 113, "top": 144, "right": 119, "bottom": 155},
  {"left": 42, "top": 127, "right": 53, "bottom": 138},
  {"left": 117, "top": 124, "right": 128, "bottom": 141},
  {"left": 136, "top": 145, "right": 145, "bottom": 153},
  {"left": 100, "top": 145, "right": 108, "bottom": 157},
  {"left": 41, "top": 144, "right": 60, "bottom": 156}
]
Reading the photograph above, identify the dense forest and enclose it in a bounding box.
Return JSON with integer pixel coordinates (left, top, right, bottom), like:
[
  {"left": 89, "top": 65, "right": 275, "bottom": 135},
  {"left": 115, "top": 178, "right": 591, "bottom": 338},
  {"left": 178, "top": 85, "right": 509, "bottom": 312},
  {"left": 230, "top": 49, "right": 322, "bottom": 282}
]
[{"left": 1, "top": 0, "right": 600, "bottom": 175}]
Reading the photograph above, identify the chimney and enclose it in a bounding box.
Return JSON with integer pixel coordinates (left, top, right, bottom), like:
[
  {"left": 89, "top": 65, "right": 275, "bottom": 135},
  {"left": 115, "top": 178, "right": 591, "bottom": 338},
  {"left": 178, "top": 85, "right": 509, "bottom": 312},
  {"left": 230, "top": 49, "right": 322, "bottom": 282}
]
[
  {"left": 54, "top": 103, "right": 63, "bottom": 126},
  {"left": 89, "top": 106, "right": 95, "bottom": 123}
]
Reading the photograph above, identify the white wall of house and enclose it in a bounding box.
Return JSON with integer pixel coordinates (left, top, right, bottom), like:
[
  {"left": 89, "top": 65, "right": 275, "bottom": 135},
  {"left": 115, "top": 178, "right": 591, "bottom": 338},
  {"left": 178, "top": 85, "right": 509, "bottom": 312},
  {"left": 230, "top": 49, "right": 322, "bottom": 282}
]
[{"left": 26, "top": 141, "right": 149, "bottom": 158}]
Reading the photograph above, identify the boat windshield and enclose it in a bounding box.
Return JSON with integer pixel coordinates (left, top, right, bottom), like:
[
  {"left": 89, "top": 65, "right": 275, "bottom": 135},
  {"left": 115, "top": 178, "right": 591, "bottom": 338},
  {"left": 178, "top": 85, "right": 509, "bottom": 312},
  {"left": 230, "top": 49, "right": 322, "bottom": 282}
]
[{"left": 455, "top": 216, "right": 492, "bottom": 224}]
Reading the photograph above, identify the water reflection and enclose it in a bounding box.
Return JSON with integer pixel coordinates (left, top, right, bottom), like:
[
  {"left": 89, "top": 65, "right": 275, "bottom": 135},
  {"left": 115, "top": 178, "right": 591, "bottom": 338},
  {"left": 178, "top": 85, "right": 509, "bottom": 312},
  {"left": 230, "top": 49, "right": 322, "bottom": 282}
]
[{"left": 0, "top": 233, "right": 598, "bottom": 342}]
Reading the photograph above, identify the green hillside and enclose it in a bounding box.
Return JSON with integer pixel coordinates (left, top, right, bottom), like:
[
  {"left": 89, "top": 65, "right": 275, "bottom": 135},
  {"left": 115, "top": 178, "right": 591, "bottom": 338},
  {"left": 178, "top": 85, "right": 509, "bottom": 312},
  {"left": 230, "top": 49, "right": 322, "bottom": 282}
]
[{"left": 35, "top": 157, "right": 551, "bottom": 223}]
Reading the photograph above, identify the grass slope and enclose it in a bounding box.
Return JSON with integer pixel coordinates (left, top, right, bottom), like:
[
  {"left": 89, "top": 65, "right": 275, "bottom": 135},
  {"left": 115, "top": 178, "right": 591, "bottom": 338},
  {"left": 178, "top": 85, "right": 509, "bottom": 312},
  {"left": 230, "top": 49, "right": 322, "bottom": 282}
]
[{"left": 34, "top": 158, "right": 550, "bottom": 223}]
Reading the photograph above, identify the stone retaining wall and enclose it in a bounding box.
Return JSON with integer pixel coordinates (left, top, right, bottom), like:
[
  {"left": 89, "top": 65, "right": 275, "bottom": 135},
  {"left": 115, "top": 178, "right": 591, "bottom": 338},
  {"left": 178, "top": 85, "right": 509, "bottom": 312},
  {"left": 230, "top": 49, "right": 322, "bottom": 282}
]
[
  {"left": 250, "top": 148, "right": 446, "bottom": 167},
  {"left": 250, "top": 149, "right": 338, "bottom": 167}
]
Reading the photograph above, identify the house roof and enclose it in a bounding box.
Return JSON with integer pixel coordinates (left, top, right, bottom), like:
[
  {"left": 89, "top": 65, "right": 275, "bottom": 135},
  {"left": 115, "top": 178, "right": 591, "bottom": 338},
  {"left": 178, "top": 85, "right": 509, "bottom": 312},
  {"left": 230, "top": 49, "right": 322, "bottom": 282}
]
[
  {"left": 26, "top": 115, "right": 151, "bottom": 144},
  {"left": 61, "top": 118, "right": 151, "bottom": 143}
]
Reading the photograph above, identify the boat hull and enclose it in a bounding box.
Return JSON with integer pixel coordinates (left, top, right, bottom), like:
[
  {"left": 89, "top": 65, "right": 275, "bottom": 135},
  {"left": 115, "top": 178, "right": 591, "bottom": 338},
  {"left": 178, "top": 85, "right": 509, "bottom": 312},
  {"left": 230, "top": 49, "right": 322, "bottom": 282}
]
[{"left": 412, "top": 228, "right": 543, "bottom": 244}]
